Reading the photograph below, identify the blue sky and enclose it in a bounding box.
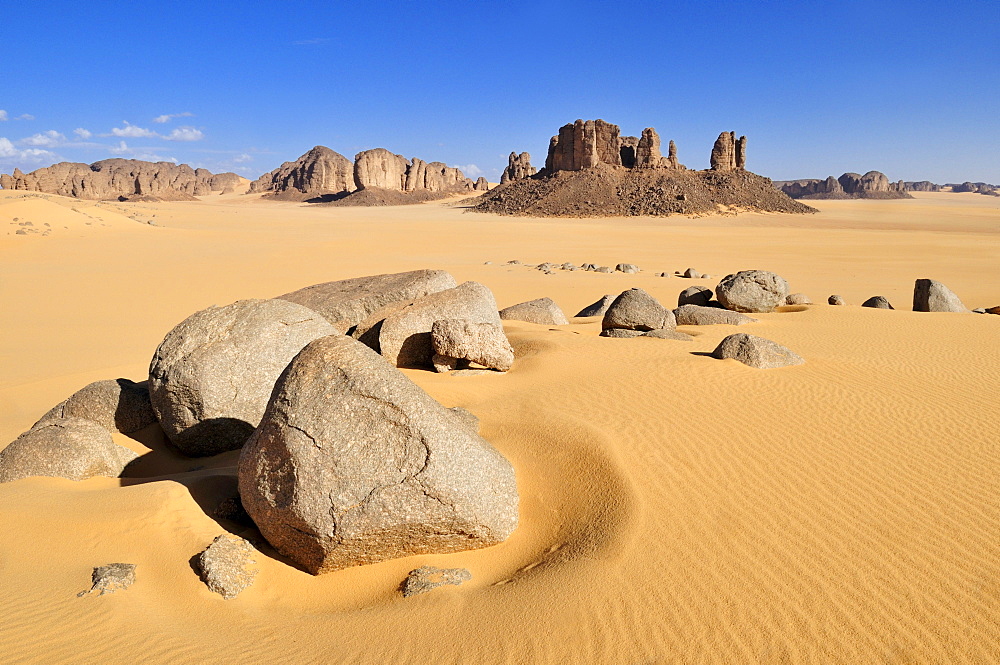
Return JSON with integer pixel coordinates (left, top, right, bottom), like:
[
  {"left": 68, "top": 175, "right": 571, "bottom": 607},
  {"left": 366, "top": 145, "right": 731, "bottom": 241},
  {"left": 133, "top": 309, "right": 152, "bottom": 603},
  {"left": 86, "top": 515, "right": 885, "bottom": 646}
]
[{"left": 2, "top": 1, "right": 997, "bottom": 184}]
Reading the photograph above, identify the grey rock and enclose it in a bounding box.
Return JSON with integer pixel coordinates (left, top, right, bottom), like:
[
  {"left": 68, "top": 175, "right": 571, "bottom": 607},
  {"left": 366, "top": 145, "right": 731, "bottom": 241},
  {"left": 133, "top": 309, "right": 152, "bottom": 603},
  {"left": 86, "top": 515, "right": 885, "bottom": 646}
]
[
  {"left": 79, "top": 563, "right": 135, "bottom": 596},
  {"left": 973, "top": 308, "right": 986, "bottom": 314},
  {"left": 615, "top": 263, "right": 640, "bottom": 274},
  {"left": 379, "top": 282, "right": 502, "bottom": 368},
  {"left": 499, "top": 297, "right": 569, "bottom": 325},
  {"left": 575, "top": 294, "right": 615, "bottom": 317},
  {"left": 678, "top": 286, "right": 713, "bottom": 307},
  {"left": 0, "top": 418, "right": 138, "bottom": 483},
  {"left": 402, "top": 566, "right": 472, "bottom": 597},
  {"left": 643, "top": 329, "right": 694, "bottom": 341},
  {"left": 277, "top": 269, "right": 457, "bottom": 334},
  {"left": 196, "top": 534, "right": 258, "bottom": 599},
  {"left": 712, "top": 333, "right": 805, "bottom": 369},
  {"left": 431, "top": 319, "right": 514, "bottom": 372},
  {"left": 602, "top": 288, "right": 675, "bottom": 331},
  {"left": 33, "top": 378, "right": 155, "bottom": 435},
  {"left": 785, "top": 293, "right": 812, "bottom": 305},
  {"left": 599, "top": 328, "right": 647, "bottom": 338},
  {"left": 595, "top": 266, "right": 613, "bottom": 274},
  {"left": 862, "top": 296, "right": 894, "bottom": 309},
  {"left": 715, "top": 270, "right": 790, "bottom": 313},
  {"left": 536, "top": 262, "right": 557, "bottom": 272},
  {"left": 149, "top": 299, "right": 337, "bottom": 456},
  {"left": 828, "top": 295, "right": 846, "bottom": 305},
  {"left": 657, "top": 272, "right": 670, "bottom": 278},
  {"left": 560, "top": 262, "right": 576, "bottom": 271},
  {"left": 237, "top": 335, "right": 519, "bottom": 574},
  {"left": 683, "top": 268, "right": 700, "bottom": 278},
  {"left": 673, "top": 305, "right": 757, "bottom": 326},
  {"left": 448, "top": 407, "right": 480, "bottom": 432},
  {"left": 912, "top": 279, "right": 968, "bottom": 313},
  {"left": 581, "top": 263, "right": 597, "bottom": 271}
]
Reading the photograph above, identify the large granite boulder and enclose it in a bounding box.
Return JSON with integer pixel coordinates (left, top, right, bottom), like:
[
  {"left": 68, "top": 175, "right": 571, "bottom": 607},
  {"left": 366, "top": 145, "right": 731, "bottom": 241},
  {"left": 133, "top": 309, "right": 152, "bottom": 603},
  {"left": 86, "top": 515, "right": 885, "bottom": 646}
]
[
  {"left": 148, "top": 299, "right": 337, "bottom": 456},
  {"left": 33, "top": 378, "right": 155, "bottom": 435},
  {"left": 715, "top": 270, "right": 790, "bottom": 313},
  {"left": 379, "top": 282, "right": 502, "bottom": 368},
  {"left": 277, "top": 269, "right": 457, "bottom": 334},
  {"left": 912, "top": 279, "right": 968, "bottom": 313},
  {"left": 0, "top": 418, "right": 138, "bottom": 483},
  {"left": 237, "top": 334, "right": 519, "bottom": 574},
  {"left": 499, "top": 297, "right": 569, "bottom": 325},
  {"left": 712, "top": 334, "right": 804, "bottom": 369},
  {"left": 601, "top": 288, "right": 675, "bottom": 334},
  {"left": 576, "top": 294, "right": 615, "bottom": 317},
  {"left": 678, "top": 286, "right": 713, "bottom": 307},
  {"left": 248, "top": 146, "right": 355, "bottom": 197},
  {"left": 673, "top": 304, "right": 757, "bottom": 326},
  {"left": 431, "top": 319, "right": 515, "bottom": 372}
]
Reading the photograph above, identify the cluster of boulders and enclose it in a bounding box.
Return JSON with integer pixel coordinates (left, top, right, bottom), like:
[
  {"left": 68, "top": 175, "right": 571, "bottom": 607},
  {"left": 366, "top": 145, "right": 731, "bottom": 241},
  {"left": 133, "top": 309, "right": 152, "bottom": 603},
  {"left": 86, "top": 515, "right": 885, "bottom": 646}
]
[
  {"left": 827, "top": 279, "right": 981, "bottom": 313},
  {"left": 494, "top": 259, "right": 712, "bottom": 279},
  {"left": 249, "top": 145, "right": 484, "bottom": 201},
  {"left": 776, "top": 172, "right": 911, "bottom": 200},
  {"left": 0, "top": 159, "right": 242, "bottom": 201},
  {"left": 903, "top": 181, "right": 997, "bottom": 196}
]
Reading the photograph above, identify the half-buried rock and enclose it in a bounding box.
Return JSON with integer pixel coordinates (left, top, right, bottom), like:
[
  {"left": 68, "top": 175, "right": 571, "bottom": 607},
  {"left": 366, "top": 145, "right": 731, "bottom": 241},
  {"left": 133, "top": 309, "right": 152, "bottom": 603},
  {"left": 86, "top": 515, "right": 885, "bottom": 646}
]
[
  {"left": 238, "top": 334, "right": 519, "bottom": 574},
  {"left": 575, "top": 294, "right": 615, "bottom": 317},
  {"left": 32, "top": 378, "right": 156, "bottom": 435},
  {"left": 149, "top": 299, "right": 337, "bottom": 456},
  {"left": 678, "top": 286, "right": 713, "bottom": 307},
  {"left": 499, "top": 297, "right": 569, "bottom": 325},
  {"left": 912, "top": 279, "right": 968, "bottom": 313},
  {"left": 379, "top": 281, "right": 502, "bottom": 368},
  {"left": 431, "top": 319, "right": 515, "bottom": 372},
  {"left": 715, "top": 270, "right": 789, "bottom": 313},
  {"left": 862, "top": 295, "right": 894, "bottom": 309},
  {"left": 673, "top": 304, "right": 756, "bottom": 326},
  {"left": 712, "top": 333, "right": 804, "bottom": 369},
  {"left": 601, "top": 288, "right": 675, "bottom": 336},
  {"left": 0, "top": 418, "right": 138, "bottom": 483}
]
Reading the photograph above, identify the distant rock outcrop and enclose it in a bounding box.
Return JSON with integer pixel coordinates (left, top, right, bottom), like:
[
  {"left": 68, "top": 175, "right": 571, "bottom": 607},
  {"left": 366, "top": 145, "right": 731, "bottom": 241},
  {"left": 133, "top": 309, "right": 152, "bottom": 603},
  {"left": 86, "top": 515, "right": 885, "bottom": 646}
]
[
  {"left": 248, "top": 146, "right": 355, "bottom": 198},
  {"left": 0, "top": 159, "right": 242, "bottom": 201},
  {"left": 777, "top": 171, "right": 911, "bottom": 199},
  {"left": 500, "top": 152, "right": 536, "bottom": 184},
  {"left": 905, "top": 181, "right": 941, "bottom": 192},
  {"left": 948, "top": 181, "right": 998, "bottom": 196}
]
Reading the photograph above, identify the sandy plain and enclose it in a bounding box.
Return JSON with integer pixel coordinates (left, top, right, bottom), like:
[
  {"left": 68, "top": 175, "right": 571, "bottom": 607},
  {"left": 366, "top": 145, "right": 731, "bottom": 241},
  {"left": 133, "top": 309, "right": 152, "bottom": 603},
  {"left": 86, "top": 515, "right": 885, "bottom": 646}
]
[{"left": 0, "top": 188, "right": 998, "bottom": 664}]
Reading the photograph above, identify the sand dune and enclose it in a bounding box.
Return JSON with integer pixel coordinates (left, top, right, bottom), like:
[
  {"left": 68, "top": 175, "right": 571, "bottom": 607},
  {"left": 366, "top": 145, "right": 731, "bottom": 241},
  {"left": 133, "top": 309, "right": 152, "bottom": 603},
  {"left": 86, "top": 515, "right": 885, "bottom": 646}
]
[{"left": 0, "top": 189, "right": 998, "bottom": 663}]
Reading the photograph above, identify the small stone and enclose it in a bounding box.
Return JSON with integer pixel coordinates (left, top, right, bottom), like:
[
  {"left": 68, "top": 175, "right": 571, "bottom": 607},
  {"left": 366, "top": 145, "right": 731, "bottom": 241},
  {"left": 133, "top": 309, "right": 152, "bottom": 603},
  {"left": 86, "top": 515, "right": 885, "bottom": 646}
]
[
  {"left": 197, "top": 534, "right": 258, "bottom": 599},
  {"left": 79, "top": 563, "right": 136, "bottom": 596},
  {"left": 862, "top": 296, "right": 894, "bottom": 309},
  {"left": 599, "top": 328, "right": 647, "bottom": 338},
  {"left": 643, "top": 329, "right": 694, "bottom": 341},
  {"left": 712, "top": 333, "right": 805, "bottom": 369},
  {"left": 828, "top": 295, "right": 846, "bottom": 305},
  {"left": 683, "top": 268, "right": 700, "bottom": 278},
  {"left": 401, "top": 566, "right": 472, "bottom": 597},
  {"left": 678, "top": 286, "right": 713, "bottom": 307},
  {"left": 595, "top": 266, "right": 613, "bottom": 274}
]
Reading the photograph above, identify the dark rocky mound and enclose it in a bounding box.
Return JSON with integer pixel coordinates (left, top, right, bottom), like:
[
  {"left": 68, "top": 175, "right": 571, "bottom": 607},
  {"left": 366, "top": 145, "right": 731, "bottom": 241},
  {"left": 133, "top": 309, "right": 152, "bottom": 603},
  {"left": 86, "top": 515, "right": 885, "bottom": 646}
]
[
  {"left": 776, "top": 171, "right": 911, "bottom": 200},
  {"left": 948, "top": 181, "right": 998, "bottom": 196},
  {"left": 472, "top": 166, "right": 815, "bottom": 217},
  {"left": 0, "top": 159, "right": 242, "bottom": 201}
]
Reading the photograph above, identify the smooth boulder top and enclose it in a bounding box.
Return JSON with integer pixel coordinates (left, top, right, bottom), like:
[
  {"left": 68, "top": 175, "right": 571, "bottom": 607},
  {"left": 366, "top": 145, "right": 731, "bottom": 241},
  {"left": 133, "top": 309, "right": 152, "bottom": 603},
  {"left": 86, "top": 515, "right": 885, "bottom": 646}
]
[
  {"left": 148, "top": 298, "right": 338, "bottom": 457},
  {"left": 678, "top": 286, "right": 713, "bottom": 308},
  {"left": 499, "top": 297, "right": 569, "bottom": 325},
  {"left": 0, "top": 417, "right": 138, "bottom": 483},
  {"left": 431, "top": 319, "right": 515, "bottom": 373},
  {"left": 828, "top": 295, "right": 846, "bottom": 305},
  {"left": 912, "top": 279, "right": 968, "bottom": 313},
  {"left": 379, "top": 281, "right": 502, "bottom": 368},
  {"left": 785, "top": 293, "right": 812, "bottom": 305},
  {"left": 276, "top": 269, "right": 457, "bottom": 334},
  {"left": 673, "top": 304, "right": 756, "bottom": 326},
  {"left": 862, "top": 295, "right": 894, "bottom": 309},
  {"left": 715, "top": 270, "right": 790, "bottom": 313},
  {"left": 238, "top": 334, "right": 519, "bottom": 575},
  {"left": 602, "top": 288, "right": 675, "bottom": 331},
  {"left": 33, "top": 378, "right": 155, "bottom": 435},
  {"left": 712, "top": 333, "right": 805, "bottom": 369},
  {"left": 576, "top": 294, "right": 615, "bottom": 317}
]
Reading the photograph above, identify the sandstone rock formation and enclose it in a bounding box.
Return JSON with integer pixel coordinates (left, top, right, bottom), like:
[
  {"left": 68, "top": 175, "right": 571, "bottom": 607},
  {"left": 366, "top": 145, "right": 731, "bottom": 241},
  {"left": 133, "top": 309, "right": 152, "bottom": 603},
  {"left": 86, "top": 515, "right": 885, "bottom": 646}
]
[
  {"left": 678, "top": 286, "right": 713, "bottom": 307},
  {"left": 576, "top": 295, "right": 616, "bottom": 317},
  {"left": 862, "top": 296, "right": 894, "bottom": 309},
  {"left": 736, "top": 135, "right": 747, "bottom": 170},
  {"left": 80, "top": 564, "right": 136, "bottom": 596},
  {"left": 635, "top": 128, "right": 663, "bottom": 168},
  {"left": 905, "top": 181, "right": 940, "bottom": 192},
  {"left": 379, "top": 282, "right": 502, "bottom": 368},
  {"left": 712, "top": 333, "right": 805, "bottom": 369},
  {"left": 667, "top": 140, "right": 680, "bottom": 169},
  {"left": 148, "top": 299, "right": 337, "bottom": 456},
  {"left": 546, "top": 119, "right": 622, "bottom": 171},
  {"left": 474, "top": 177, "right": 489, "bottom": 191},
  {"left": 430, "top": 319, "right": 515, "bottom": 372},
  {"left": 715, "top": 270, "right": 790, "bottom": 313},
  {"left": 277, "top": 269, "right": 457, "bottom": 335},
  {"left": 499, "top": 297, "right": 569, "bottom": 325},
  {"left": 32, "top": 378, "right": 155, "bottom": 435},
  {"left": 673, "top": 304, "right": 757, "bottom": 326},
  {"left": 0, "top": 418, "right": 138, "bottom": 483},
  {"left": 0, "top": 160, "right": 242, "bottom": 201},
  {"left": 354, "top": 148, "right": 409, "bottom": 191},
  {"left": 601, "top": 289, "right": 675, "bottom": 335},
  {"left": 711, "top": 132, "right": 741, "bottom": 171},
  {"left": 402, "top": 566, "right": 472, "bottom": 597},
  {"left": 237, "top": 334, "right": 519, "bottom": 574},
  {"left": 778, "top": 172, "right": 911, "bottom": 199},
  {"left": 196, "top": 534, "right": 258, "bottom": 599},
  {"left": 248, "top": 146, "right": 355, "bottom": 198},
  {"left": 912, "top": 279, "right": 968, "bottom": 313},
  {"left": 500, "top": 152, "right": 536, "bottom": 184}
]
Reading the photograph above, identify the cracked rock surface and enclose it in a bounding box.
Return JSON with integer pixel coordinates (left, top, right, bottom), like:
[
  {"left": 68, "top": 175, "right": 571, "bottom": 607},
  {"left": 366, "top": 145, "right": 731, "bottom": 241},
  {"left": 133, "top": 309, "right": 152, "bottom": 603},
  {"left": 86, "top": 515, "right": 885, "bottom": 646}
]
[
  {"left": 149, "top": 299, "right": 337, "bottom": 457},
  {"left": 238, "top": 334, "right": 519, "bottom": 574}
]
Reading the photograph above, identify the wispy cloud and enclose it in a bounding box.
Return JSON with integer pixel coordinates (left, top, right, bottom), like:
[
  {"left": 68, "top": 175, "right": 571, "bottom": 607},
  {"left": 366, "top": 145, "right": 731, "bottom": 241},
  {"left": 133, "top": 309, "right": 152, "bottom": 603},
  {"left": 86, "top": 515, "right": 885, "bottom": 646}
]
[
  {"left": 153, "top": 111, "right": 194, "bottom": 123},
  {"left": 16, "top": 114, "right": 34, "bottom": 121},
  {"left": 452, "top": 163, "right": 484, "bottom": 177},
  {"left": 108, "top": 121, "right": 158, "bottom": 138},
  {"left": 106, "top": 139, "right": 176, "bottom": 163},
  {"left": 164, "top": 126, "right": 204, "bottom": 142},
  {"left": 232, "top": 153, "right": 253, "bottom": 163},
  {"left": 74, "top": 128, "right": 92, "bottom": 140},
  {"left": 0, "top": 137, "right": 57, "bottom": 164},
  {"left": 292, "top": 37, "right": 329, "bottom": 45},
  {"left": 20, "top": 130, "right": 67, "bottom": 148},
  {"left": 0, "top": 110, "right": 7, "bottom": 122}
]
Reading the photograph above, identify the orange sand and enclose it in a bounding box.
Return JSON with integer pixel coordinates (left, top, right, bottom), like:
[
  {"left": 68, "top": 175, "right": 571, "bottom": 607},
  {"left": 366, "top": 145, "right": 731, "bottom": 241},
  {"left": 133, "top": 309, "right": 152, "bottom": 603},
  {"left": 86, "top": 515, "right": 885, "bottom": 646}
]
[{"left": 1, "top": 189, "right": 998, "bottom": 664}]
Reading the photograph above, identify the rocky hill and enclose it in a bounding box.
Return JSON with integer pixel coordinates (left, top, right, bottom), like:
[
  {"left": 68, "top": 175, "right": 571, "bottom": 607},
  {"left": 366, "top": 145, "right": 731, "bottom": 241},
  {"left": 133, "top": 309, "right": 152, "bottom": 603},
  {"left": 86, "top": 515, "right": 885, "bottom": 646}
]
[
  {"left": 471, "top": 119, "right": 815, "bottom": 217},
  {"left": 248, "top": 146, "right": 355, "bottom": 199},
  {"left": 776, "top": 172, "right": 911, "bottom": 199},
  {"left": 0, "top": 159, "right": 243, "bottom": 201}
]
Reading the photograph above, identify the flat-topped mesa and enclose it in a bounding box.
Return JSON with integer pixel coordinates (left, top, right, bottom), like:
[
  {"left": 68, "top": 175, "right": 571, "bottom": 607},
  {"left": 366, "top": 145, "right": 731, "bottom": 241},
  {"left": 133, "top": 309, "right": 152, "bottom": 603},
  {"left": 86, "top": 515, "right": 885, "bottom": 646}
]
[
  {"left": 711, "top": 132, "right": 746, "bottom": 172},
  {"left": 0, "top": 159, "right": 242, "bottom": 201},
  {"left": 777, "top": 171, "right": 911, "bottom": 200},
  {"left": 249, "top": 146, "right": 355, "bottom": 197},
  {"left": 500, "top": 152, "right": 536, "bottom": 184}
]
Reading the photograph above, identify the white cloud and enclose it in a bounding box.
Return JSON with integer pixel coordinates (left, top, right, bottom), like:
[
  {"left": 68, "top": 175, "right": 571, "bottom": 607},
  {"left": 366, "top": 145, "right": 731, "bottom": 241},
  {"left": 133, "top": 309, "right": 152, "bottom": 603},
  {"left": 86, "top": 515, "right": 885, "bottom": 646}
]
[
  {"left": 165, "top": 126, "right": 204, "bottom": 142},
  {"left": 232, "top": 153, "right": 253, "bottom": 163},
  {"left": 452, "top": 163, "right": 484, "bottom": 177},
  {"left": 105, "top": 139, "right": 176, "bottom": 163},
  {"left": 74, "top": 128, "right": 92, "bottom": 139},
  {"left": 16, "top": 114, "right": 34, "bottom": 121},
  {"left": 0, "top": 137, "right": 56, "bottom": 165},
  {"left": 153, "top": 111, "right": 194, "bottom": 123},
  {"left": 20, "top": 130, "right": 67, "bottom": 147},
  {"left": 109, "top": 140, "right": 130, "bottom": 155},
  {"left": 0, "top": 137, "right": 16, "bottom": 156},
  {"left": 109, "top": 121, "right": 157, "bottom": 138},
  {"left": 0, "top": 110, "right": 7, "bottom": 121}
]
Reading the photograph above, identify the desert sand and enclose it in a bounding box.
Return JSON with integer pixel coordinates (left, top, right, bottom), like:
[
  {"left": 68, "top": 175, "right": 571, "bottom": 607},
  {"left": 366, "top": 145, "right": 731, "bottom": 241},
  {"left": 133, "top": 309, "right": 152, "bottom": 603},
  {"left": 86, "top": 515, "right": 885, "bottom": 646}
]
[{"left": 1, "top": 189, "right": 998, "bottom": 663}]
